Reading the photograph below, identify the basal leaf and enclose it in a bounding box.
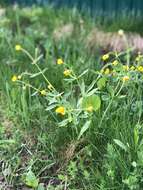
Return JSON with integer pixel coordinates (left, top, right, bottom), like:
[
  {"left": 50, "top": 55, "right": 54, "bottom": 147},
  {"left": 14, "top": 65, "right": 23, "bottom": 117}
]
[{"left": 25, "top": 170, "right": 39, "bottom": 188}]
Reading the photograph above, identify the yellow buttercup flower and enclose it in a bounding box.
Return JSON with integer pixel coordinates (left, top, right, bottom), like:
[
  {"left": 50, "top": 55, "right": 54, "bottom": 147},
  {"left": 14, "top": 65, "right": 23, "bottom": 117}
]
[
  {"left": 112, "top": 60, "right": 119, "bottom": 66},
  {"left": 102, "top": 54, "right": 109, "bottom": 61},
  {"left": 136, "top": 57, "right": 140, "bottom": 62},
  {"left": 57, "top": 58, "right": 64, "bottom": 65},
  {"left": 40, "top": 90, "right": 47, "bottom": 96},
  {"left": 104, "top": 68, "right": 110, "bottom": 75},
  {"left": 123, "top": 65, "right": 129, "bottom": 71},
  {"left": 15, "top": 45, "right": 22, "bottom": 51},
  {"left": 122, "top": 76, "right": 130, "bottom": 82},
  {"left": 118, "top": 29, "right": 124, "bottom": 36},
  {"left": 100, "top": 69, "right": 104, "bottom": 74},
  {"left": 11, "top": 75, "right": 18, "bottom": 82},
  {"left": 135, "top": 55, "right": 142, "bottom": 62},
  {"left": 112, "top": 70, "right": 117, "bottom": 76},
  {"left": 86, "top": 106, "right": 93, "bottom": 112},
  {"left": 48, "top": 84, "right": 53, "bottom": 90},
  {"left": 137, "top": 66, "right": 143, "bottom": 72},
  {"left": 130, "top": 66, "right": 135, "bottom": 71},
  {"left": 55, "top": 106, "right": 65, "bottom": 116},
  {"left": 22, "top": 86, "right": 27, "bottom": 90},
  {"left": 63, "top": 69, "right": 71, "bottom": 76},
  {"left": 18, "top": 75, "right": 22, "bottom": 80}
]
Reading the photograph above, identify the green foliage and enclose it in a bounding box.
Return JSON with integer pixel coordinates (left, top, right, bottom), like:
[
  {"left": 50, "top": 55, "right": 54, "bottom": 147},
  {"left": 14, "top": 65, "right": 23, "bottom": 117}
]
[
  {"left": 24, "top": 170, "right": 39, "bottom": 188},
  {"left": 97, "top": 77, "right": 107, "bottom": 89},
  {"left": 82, "top": 95, "right": 101, "bottom": 111},
  {"left": 78, "top": 120, "right": 91, "bottom": 140}
]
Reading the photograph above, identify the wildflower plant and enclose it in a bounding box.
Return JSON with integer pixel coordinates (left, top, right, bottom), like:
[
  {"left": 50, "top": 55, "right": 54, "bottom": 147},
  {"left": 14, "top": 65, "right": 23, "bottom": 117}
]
[
  {"left": 12, "top": 44, "right": 141, "bottom": 142},
  {"left": 13, "top": 45, "right": 104, "bottom": 140},
  {"left": 2, "top": 6, "right": 143, "bottom": 189}
]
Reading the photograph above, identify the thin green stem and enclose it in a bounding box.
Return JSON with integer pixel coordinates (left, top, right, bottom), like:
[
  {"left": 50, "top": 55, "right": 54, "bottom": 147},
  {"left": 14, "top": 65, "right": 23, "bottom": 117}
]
[{"left": 21, "top": 48, "right": 56, "bottom": 91}]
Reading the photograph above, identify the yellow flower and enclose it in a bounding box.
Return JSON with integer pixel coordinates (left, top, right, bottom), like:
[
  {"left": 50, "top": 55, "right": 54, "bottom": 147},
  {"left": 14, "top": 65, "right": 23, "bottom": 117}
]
[
  {"left": 63, "top": 69, "right": 71, "bottom": 76},
  {"left": 112, "top": 70, "right": 117, "bottom": 76},
  {"left": 136, "top": 57, "right": 140, "bottom": 62},
  {"left": 123, "top": 65, "right": 129, "bottom": 71},
  {"left": 102, "top": 54, "right": 109, "bottom": 61},
  {"left": 86, "top": 106, "right": 93, "bottom": 112},
  {"left": 137, "top": 66, "right": 143, "bottom": 72},
  {"left": 57, "top": 58, "right": 64, "bottom": 65},
  {"left": 40, "top": 90, "right": 47, "bottom": 96},
  {"left": 55, "top": 106, "right": 65, "bottom": 116},
  {"left": 122, "top": 76, "right": 130, "bottom": 82},
  {"left": 104, "top": 68, "right": 110, "bottom": 75},
  {"left": 130, "top": 66, "right": 135, "bottom": 71},
  {"left": 18, "top": 75, "right": 22, "bottom": 80},
  {"left": 118, "top": 29, "right": 124, "bottom": 36},
  {"left": 22, "top": 86, "right": 27, "bottom": 90},
  {"left": 135, "top": 55, "right": 142, "bottom": 62},
  {"left": 15, "top": 45, "right": 22, "bottom": 51},
  {"left": 138, "top": 51, "right": 141, "bottom": 55},
  {"left": 11, "top": 75, "right": 18, "bottom": 82},
  {"left": 112, "top": 60, "right": 119, "bottom": 66},
  {"left": 100, "top": 69, "right": 104, "bottom": 74},
  {"left": 48, "top": 84, "right": 53, "bottom": 90}
]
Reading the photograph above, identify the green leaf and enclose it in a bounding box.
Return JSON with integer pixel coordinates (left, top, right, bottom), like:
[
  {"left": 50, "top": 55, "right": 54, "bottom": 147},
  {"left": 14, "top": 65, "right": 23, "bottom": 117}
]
[
  {"left": 80, "top": 80, "right": 85, "bottom": 95},
  {"left": 58, "top": 174, "right": 66, "bottom": 181},
  {"left": 78, "top": 120, "right": 91, "bottom": 140},
  {"left": 30, "top": 68, "right": 48, "bottom": 78},
  {"left": 107, "top": 85, "right": 114, "bottom": 97},
  {"left": 87, "top": 80, "right": 96, "bottom": 93},
  {"left": 87, "top": 88, "right": 98, "bottom": 96},
  {"left": 25, "top": 170, "right": 39, "bottom": 188},
  {"left": 114, "top": 139, "right": 127, "bottom": 152},
  {"left": 134, "top": 128, "right": 139, "bottom": 147},
  {"left": 45, "top": 104, "right": 57, "bottom": 111},
  {"left": 82, "top": 95, "right": 101, "bottom": 111},
  {"left": 78, "top": 69, "right": 88, "bottom": 79},
  {"left": 58, "top": 119, "right": 69, "bottom": 127},
  {"left": 97, "top": 77, "right": 107, "bottom": 89},
  {"left": 0, "top": 139, "right": 15, "bottom": 144},
  {"left": 38, "top": 183, "right": 45, "bottom": 190}
]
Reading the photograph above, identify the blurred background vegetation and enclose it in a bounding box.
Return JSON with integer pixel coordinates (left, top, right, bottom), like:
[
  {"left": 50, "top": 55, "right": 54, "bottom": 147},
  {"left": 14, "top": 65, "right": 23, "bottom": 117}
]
[
  {"left": 1, "top": 0, "right": 143, "bottom": 35},
  {"left": 3, "top": 0, "right": 143, "bottom": 14}
]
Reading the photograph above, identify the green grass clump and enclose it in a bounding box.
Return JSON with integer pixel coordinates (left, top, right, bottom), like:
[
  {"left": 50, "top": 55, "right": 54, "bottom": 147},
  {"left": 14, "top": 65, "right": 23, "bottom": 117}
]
[{"left": 1, "top": 5, "right": 143, "bottom": 190}]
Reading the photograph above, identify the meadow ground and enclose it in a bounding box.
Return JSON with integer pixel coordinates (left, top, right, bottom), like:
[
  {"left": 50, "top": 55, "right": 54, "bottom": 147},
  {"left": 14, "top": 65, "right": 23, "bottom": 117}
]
[{"left": 0, "top": 5, "right": 143, "bottom": 190}]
